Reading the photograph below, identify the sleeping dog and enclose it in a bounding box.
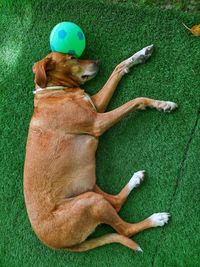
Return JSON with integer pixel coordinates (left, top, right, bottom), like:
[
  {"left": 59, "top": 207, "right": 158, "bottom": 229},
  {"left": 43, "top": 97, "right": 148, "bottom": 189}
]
[{"left": 24, "top": 45, "right": 177, "bottom": 252}]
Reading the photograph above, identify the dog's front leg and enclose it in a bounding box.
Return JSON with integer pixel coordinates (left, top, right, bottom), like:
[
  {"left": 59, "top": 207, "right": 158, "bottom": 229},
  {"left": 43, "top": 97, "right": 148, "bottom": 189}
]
[
  {"left": 93, "top": 97, "right": 177, "bottom": 136},
  {"left": 91, "top": 45, "right": 154, "bottom": 113}
]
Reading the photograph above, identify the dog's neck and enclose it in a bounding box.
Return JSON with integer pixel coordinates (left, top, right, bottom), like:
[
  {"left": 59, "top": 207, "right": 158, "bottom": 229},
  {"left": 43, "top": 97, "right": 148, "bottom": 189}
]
[
  {"left": 33, "top": 86, "right": 67, "bottom": 94},
  {"left": 33, "top": 85, "right": 97, "bottom": 111}
]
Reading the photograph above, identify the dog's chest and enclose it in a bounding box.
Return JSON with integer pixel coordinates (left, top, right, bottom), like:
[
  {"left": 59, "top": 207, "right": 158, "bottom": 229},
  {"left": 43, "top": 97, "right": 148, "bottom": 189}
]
[{"left": 83, "top": 93, "right": 97, "bottom": 111}]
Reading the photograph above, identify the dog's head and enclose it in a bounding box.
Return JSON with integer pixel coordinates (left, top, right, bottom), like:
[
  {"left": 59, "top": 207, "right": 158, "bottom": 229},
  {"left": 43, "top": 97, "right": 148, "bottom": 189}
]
[{"left": 32, "top": 52, "right": 99, "bottom": 88}]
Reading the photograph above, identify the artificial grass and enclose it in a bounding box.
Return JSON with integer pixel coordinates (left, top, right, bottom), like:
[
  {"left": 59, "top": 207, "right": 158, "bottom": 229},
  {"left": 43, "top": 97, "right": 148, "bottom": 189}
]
[{"left": 0, "top": 0, "right": 200, "bottom": 266}]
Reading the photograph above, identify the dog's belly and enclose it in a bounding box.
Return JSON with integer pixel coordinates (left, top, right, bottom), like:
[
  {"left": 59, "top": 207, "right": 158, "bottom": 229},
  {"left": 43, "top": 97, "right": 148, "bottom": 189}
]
[
  {"left": 58, "top": 134, "right": 99, "bottom": 197},
  {"left": 24, "top": 130, "right": 99, "bottom": 218}
]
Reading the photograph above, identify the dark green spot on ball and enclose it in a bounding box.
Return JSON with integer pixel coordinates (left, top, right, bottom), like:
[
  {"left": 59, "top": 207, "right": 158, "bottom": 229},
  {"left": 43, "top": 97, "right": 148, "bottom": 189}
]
[
  {"left": 77, "top": 31, "right": 84, "bottom": 40},
  {"left": 58, "top": 29, "right": 67, "bottom": 39}
]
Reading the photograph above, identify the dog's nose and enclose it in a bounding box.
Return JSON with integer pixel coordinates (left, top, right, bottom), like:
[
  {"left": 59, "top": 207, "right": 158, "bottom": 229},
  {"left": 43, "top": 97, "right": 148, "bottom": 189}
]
[{"left": 95, "top": 60, "right": 100, "bottom": 66}]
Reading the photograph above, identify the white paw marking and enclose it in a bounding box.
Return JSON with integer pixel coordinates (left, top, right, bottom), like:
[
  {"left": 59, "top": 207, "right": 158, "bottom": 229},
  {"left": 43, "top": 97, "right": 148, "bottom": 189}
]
[
  {"left": 119, "top": 44, "right": 154, "bottom": 75},
  {"left": 149, "top": 212, "right": 170, "bottom": 227},
  {"left": 157, "top": 101, "right": 178, "bottom": 112},
  {"left": 128, "top": 170, "right": 145, "bottom": 191},
  {"left": 131, "top": 44, "right": 154, "bottom": 65}
]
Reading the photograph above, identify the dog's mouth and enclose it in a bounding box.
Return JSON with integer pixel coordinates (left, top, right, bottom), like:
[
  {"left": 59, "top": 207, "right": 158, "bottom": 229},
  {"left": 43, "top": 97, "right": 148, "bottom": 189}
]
[
  {"left": 81, "top": 74, "right": 91, "bottom": 79},
  {"left": 80, "top": 69, "right": 99, "bottom": 83},
  {"left": 81, "top": 72, "right": 97, "bottom": 80}
]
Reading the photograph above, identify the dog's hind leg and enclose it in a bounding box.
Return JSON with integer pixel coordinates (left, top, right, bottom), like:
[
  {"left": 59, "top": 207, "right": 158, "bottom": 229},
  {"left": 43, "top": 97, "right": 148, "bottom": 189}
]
[
  {"left": 67, "top": 209, "right": 170, "bottom": 252},
  {"left": 91, "top": 198, "right": 170, "bottom": 244},
  {"left": 66, "top": 192, "right": 169, "bottom": 251},
  {"left": 52, "top": 192, "right": 169, "bottom": 252},
  {"left": 94, "top": 170, "right": 145, "bottom": 212},
  {"left": 68, "top": 212, "right": 170, "bottom": 252},
  {"left": 91, "top": 45, "right": 154, "bottom": 112}
]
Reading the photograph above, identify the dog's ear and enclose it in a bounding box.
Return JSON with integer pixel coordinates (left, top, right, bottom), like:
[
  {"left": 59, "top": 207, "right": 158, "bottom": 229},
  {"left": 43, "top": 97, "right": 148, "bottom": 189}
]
[{"left": 32, "top": 57, "right": 54, "bottom": 88}]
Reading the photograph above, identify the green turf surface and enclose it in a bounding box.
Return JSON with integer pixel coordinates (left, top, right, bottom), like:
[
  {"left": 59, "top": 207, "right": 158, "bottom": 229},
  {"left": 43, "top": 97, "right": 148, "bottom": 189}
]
[{"left": 0, "top": 0, "right": 200, "bottom": 266}]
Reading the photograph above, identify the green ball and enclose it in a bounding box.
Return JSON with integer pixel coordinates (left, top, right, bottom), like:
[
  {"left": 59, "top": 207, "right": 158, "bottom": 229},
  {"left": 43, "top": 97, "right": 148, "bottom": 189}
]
[{"left": 50, "top": 22, "right": 86, "bottom": 57}]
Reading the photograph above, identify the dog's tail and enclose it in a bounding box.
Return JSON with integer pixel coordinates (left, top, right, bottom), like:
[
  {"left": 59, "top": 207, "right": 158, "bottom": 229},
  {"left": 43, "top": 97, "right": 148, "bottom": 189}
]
[{"left": 66, "top": 233, "right": 142, "bottom": 252}]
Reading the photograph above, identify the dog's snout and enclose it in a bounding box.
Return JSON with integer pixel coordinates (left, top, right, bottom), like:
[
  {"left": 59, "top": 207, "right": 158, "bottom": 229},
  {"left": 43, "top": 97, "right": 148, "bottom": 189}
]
[
  {"left": 93, "top": 60, "right": 100, "bottom": 72},
  {"left": 95, "top": 60, "right": 100, "bottom": 66}
]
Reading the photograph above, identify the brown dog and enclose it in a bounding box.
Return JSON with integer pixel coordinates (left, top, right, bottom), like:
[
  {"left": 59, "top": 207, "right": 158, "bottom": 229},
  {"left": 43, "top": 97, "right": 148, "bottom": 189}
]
[{"left": 24, "top": 45, "right": 177, "bottom": 252}]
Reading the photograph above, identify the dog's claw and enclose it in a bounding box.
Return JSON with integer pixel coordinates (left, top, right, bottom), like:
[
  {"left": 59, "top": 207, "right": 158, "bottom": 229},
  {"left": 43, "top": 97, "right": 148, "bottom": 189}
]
[
  {"left": 146, "top": 44, "right": 154, "bottom": 52},
  {"left": 143, "top": 44, "right": 154, "bottom": 57}
]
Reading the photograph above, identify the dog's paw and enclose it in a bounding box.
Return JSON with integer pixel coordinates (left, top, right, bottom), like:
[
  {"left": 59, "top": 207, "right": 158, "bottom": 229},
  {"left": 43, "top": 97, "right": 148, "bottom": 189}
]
[
  {"left": 131, "top": 44, "right": 154, "bottom": 65},
  {"left": 149, "top": 212, "right": 170, "bottom": 227},
  {"left": 119, "top": 45, "right": 154, "bottom": 75},
  {"left": 128, "top": 170, "right": 145, "bottom": 191},
  {"left": 157, "top": 101, "right": 178, "bottom": 112}
]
